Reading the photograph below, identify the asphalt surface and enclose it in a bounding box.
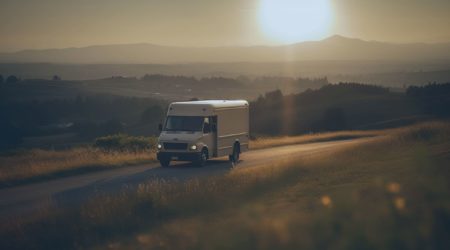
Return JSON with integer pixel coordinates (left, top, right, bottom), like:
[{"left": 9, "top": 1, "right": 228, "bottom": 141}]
[{"left": 0, "top": 138, "right": 368, "bottom": 219}]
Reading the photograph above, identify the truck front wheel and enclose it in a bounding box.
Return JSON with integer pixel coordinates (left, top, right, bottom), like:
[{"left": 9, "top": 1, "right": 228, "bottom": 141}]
[{"left": 195, "top": 149, "right": 208, "bottom": 167}]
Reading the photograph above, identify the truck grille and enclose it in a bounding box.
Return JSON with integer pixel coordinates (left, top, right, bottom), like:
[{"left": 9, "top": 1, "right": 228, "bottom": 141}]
[{"left": 163, "top": 142, "right": 188, "bottom": 150}]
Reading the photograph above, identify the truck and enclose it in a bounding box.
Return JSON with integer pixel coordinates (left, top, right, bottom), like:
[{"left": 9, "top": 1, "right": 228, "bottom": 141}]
[{"left": 156, "top": 100, "right": 249, "bottom": 167}]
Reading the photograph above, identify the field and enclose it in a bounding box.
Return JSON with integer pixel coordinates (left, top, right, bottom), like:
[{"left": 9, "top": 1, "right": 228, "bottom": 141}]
[
  {"left": 1, "top": 122, "right": 449, "bottom": 249},
  {"left": 0, "top": 148, "right": 155, "bottom": 187},
  {"left": 0, "top": 130, "right": 379, "bottom": 187},
  {"left": 249, "top": 129, "right": 381, "bottom": 150}
]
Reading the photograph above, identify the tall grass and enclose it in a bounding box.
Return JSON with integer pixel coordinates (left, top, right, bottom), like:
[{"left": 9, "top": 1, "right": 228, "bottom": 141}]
[
  {"left": 0, "top": 147, "right": 155, "bottom": 187},
  {"left": 1, "top": 122, "right": 449, "bottom": 249},
  {"left": 0, "top": 130, "right": 379, "bottom": 187},
  {"left": 250, "top": 130, "right": 382, "bottom": 150},
  {"left": 122, "top": 121, "right": 450, "bottom": 249}
]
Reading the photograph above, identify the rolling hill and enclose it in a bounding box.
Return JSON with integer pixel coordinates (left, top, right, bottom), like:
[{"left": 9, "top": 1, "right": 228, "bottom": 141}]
[{"left": 1, "top": 35, "right": 450, "bottom": 64}]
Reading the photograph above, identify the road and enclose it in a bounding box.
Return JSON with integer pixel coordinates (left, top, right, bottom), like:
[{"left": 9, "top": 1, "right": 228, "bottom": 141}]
[{"left": 0, "top": 138, "right": 368, "bottom": 219}]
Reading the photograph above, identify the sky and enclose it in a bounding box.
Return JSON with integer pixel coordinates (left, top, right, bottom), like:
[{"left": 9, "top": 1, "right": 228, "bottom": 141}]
[{"left": 1, "top": 0, "right": 450, "bottom": 52}]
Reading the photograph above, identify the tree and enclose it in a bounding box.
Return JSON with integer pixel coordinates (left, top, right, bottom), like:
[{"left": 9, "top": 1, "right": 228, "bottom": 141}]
[
  {"left": 265, "top": 89, "right": 283, "bottom": 102},
  {"left": 0, "top": 75, "right": 4, "bottom": 84},
  {"left": 6, "top": 75, "right": 19, "bottom": 84}
]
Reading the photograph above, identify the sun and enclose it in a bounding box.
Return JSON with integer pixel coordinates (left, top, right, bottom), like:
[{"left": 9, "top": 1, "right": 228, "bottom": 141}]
[{"left": 258, "top": 0, "right": 333, "bottom": 43}]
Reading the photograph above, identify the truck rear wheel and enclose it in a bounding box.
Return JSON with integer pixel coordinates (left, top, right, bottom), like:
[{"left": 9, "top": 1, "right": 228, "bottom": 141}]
[{"left": 159, "top": 157, "right": 171, "bottom": 168}]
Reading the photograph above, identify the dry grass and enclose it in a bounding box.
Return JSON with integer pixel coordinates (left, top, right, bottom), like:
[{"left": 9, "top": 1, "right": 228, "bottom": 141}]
[
  {"left": 0, "top": 148, "right": 155, "bottom": 186},
  {"left": 1, "top": 121, "right": 449, "bottom": 249},
  {"left": 118, "top": 121, "right": 450, "bottom": 249},
  {"left": 0, "top": 128, "right": 381, "bottom": 187},
  {"left": 249, "top": 129, "right": 383, "bottom": 150}
]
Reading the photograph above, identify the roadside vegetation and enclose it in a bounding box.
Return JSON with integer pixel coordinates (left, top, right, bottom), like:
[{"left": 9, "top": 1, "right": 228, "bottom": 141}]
[
  {"left": 250, "top": 129, "right": 381, "bottom": 150},
  {"left": 0, "top": 135, "right": 157, "bottom": 187},
  {"left": 0, "top": 130, "right": 380, "bottom": 187},
  {"left": 1, "top": 121, "right": 449, "bottom": 249}
]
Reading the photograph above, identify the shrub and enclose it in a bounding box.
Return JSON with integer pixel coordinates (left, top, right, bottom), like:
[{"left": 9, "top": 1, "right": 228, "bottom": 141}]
[{"left": 93, "top": 134, "right": 156, "bottom": 152}]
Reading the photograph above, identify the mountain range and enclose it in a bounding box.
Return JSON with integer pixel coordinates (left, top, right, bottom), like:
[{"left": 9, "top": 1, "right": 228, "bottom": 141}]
[{"left": 1, "top": 35, "right": 450, "bottom": 64}]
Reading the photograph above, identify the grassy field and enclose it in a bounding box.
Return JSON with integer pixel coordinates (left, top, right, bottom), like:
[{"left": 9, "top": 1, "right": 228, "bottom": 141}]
[
  {"left": 0, "top": 130, "right": 380, "bottom": 187},
  {"left": 0, "top": 147, "right": 156, "bottom": 187},
  {"left": 1, "top": 121, "right": 449, "bottom": 249},
  {"left": 249, "top": 129, "right": 382, "bottom": 150}
]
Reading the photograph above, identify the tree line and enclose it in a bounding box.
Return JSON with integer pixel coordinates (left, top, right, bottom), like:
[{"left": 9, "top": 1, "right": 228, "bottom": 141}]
[
  {"left": 2, "top": 80, "right": 449, "bottom": 151},
  {"left": 0, "top": 95, "right": 166, "bottom": 150},
  {"left": 250, "top": 82, "right": 450, "bottom": 135}
]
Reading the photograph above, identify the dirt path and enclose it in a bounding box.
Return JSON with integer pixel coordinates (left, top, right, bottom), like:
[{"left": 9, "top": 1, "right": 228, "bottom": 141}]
[{"left": 0, "top": 138, "right": 369, "bottom": 219}]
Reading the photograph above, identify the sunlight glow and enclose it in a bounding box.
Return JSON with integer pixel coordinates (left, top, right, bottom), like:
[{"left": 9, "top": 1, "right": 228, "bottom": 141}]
[{"left": 258, "top": 0, "right": 333, "bottom": 43}]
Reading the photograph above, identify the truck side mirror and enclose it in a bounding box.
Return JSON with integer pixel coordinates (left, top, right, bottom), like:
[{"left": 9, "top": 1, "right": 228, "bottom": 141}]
[
  {"left": 203, "top": 123, "right": 211, "bottom": 134},
  {"left": 158, "top": 123, "right": 163, "bottom": 132}
]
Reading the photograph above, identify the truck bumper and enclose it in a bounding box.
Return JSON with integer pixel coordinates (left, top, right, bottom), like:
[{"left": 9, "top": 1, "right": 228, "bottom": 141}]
[{"left": 157, "top": 151, "right": 201, "bottom": 161}]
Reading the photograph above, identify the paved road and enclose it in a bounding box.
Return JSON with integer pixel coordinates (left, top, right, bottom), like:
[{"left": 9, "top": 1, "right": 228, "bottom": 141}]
[{"left": 0, "top": 138, "right": 368, "bottom": 219}]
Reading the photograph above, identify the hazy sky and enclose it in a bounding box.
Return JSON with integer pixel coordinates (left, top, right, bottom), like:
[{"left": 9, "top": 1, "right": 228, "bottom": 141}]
[{"left": 1, "top": 0, "right": 450, "bottom": 52}]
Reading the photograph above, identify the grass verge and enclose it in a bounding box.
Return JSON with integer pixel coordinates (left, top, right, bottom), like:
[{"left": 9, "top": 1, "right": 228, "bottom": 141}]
[
  {"left": 0, "top": 147, "right": 156, "bottom": 187},
  {"left": 1, "top": 121, "right": 449, "bottom": 249},
  {"left": 119, "top": 122, "right": 450, "bottom": 250},
  {"left": 249, "top": 129, "right": 382, "bottom": 150},
  {"left": 0, "top": 130, "right": 379, "bottom": 188}
]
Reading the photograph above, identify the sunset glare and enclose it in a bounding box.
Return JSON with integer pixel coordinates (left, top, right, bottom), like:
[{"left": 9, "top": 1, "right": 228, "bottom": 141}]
[{"left": 258, "top": 0, "right": 333, "bottom": 43}]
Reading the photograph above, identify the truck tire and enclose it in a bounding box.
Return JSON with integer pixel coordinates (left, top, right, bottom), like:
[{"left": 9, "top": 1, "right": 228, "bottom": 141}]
[
  {"left": 195, "top": 149, "right": 208, "bottom": 167},
  {"left": 159, "top": 157, "right": 171, "bottom": 168}
]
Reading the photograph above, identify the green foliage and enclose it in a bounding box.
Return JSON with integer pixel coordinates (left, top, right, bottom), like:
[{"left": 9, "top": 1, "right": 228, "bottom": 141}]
[
  {"left": 93, "top": 134, "right": 156, "bottom": 152},
  {"left": 250, "top": 82, "right": 432, "bottom": 135},
  {"left": 406, "top": 83, "right": 450, "bottom": 117},
  {"left": 0, "top": 94, "right": 166, "bottom": 149}
]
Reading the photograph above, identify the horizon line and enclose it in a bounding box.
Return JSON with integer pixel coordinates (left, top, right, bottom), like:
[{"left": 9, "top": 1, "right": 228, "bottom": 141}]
[{"left": 2, "top": 34, "right": 450, "bottom": 54}]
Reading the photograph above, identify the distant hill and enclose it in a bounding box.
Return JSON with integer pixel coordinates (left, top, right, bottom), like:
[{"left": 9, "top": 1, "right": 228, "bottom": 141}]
[{"left": 1, "top": 35, "right": 450, "bottom": 64}]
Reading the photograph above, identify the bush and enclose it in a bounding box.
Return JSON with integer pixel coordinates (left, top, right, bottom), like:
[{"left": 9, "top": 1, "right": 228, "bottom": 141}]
[{"left": 93, "top": 134, "right": 156, "bottom": 152}]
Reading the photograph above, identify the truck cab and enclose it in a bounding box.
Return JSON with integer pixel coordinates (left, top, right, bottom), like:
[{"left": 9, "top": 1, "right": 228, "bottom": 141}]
[{"left": 157, "top": 100, "right": 249, "bottom": 167}]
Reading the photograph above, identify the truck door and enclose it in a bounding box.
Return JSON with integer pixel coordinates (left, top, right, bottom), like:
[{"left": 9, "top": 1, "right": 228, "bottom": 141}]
[
  {"left": 202, "top": 117, "right": 216, "bottom": 158},
  {"left": 211, "top": 116, "right": 218, "bottom": 157}
]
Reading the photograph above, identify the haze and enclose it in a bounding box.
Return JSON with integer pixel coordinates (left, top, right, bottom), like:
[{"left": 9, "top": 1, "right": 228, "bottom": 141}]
[{"left": 1, "top": 0, "right": 450, "bottom": 52}]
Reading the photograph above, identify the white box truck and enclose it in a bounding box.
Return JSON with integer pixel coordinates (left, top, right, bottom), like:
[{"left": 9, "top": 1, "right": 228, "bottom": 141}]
[{"left": 156, "top": 100, "right": 249, "bottom": 167}]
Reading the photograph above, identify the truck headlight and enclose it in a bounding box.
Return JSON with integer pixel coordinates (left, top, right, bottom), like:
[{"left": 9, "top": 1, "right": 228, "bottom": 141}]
[
  {"left": 190, "top": 145, "right": 197, "bottom": 150},
  {"left": 157, "top": 144, "right": 162, "bottom": 149}
]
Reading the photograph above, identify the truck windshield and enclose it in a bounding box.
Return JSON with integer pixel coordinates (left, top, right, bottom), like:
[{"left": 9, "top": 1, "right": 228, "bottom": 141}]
[{"left": 164, "top": 116, "right": 204, "bottom": 132}]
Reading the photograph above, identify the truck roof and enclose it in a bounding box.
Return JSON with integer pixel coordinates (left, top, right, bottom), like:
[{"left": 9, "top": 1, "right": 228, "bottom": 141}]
[{"left": 170, "top": 100, "right": 248, "bottom": 109}]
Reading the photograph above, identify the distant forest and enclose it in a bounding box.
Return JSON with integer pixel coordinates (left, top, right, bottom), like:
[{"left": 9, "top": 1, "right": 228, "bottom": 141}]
[
  {"left": 1, "top": 74, "right": 449, "bottom": 150},
  {"left": 250, "top": 82, "right": 450, "bottom": 135}
]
